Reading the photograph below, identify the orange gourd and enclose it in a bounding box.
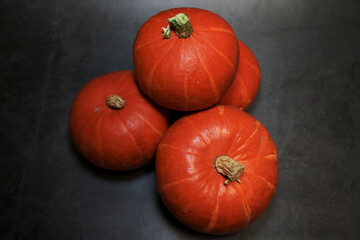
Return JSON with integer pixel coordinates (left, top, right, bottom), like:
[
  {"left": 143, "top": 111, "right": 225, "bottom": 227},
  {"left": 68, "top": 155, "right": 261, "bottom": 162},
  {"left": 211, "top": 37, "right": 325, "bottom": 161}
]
[
  {"left": 156, "top": 105, "right": 278, "bottom": 235},
  {"left": 133, "top": 8, "right": 239, "bottom": 111},
  {"left": 69, "top": 70, "right": 169, "bottom": 170},
  {"left": 218, "top": 40, "right": 261, "bottom": 110}
]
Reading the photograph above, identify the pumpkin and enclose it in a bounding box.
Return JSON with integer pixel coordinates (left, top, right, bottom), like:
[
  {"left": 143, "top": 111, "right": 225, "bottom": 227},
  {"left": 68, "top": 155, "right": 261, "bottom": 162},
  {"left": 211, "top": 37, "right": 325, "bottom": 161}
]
[
  {"left": 156, "top": 105, "right": 278, "bottom": 235},
  {"left": 133, "top": 8, "right": 239, "bottom": 111},
  {"left": 69, "top": 70, "right": 170, "bottom": 171},
  {"left": 218, "top": 40, "right": 261, "bottom": 110}
]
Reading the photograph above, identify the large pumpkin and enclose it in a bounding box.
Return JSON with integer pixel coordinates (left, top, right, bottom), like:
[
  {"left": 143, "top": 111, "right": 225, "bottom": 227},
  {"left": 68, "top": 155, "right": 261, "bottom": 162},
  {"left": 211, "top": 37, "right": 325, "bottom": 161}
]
[
  {"left": 218, "top": 40, "right": 261, "bottom": 110},
  {"left": 69, "top": 70, "right": 169, "bottom": 171},
  {"left": 133, "top": 8, "right": 239, "bottom": 111},
  {"left": 156, "top": 105, "right": 278, "bottom": 235}
]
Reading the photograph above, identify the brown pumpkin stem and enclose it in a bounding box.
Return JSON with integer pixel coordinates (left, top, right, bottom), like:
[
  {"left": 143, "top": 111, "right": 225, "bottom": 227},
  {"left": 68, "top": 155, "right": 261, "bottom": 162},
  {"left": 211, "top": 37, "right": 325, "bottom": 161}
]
[
  {"left": 162, "top": 13, "right": 193, "bottom": 38},
  {"left": 106, "top": 95, "right": 125, "bottom": 109},
  {"left": 214, "top": 155, "right": 245, "bottom": 185}
]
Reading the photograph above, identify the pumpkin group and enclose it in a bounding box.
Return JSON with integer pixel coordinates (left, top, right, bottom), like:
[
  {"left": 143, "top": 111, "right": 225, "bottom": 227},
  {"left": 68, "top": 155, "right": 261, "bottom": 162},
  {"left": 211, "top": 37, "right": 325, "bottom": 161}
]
[
  {"left": 133, "top": 7, "right": 239, "bottom": 111},
  {"left": 69, "top": 70, "right": 169, "bottom": 170},
  {"left": 69, "top": 7, "right": 277, "bottom": 236},
  {"left": 156, "top": 106, "right": 278, "bottom": 235}
]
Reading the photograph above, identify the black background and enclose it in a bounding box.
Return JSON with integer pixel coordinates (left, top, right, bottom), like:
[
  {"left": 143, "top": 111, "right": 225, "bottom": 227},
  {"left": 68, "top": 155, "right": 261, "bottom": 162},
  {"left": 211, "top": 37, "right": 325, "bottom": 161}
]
[{"left": 1, "top": 0, "right": 359, "bottom": 239}]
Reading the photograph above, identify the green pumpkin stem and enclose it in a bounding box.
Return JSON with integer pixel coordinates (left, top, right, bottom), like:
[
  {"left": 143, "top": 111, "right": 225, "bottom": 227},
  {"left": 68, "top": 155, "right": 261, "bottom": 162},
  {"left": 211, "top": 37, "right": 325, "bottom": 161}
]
[{"left": 162, "top": 13, "right": 193, "bottom": 39}]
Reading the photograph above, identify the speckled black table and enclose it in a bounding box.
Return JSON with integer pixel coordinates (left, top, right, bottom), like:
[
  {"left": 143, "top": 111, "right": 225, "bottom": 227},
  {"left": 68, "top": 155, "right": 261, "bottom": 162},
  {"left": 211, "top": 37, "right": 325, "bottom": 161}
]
[{"left": 1, "top": 0, "right": 359, "bottom": 239}]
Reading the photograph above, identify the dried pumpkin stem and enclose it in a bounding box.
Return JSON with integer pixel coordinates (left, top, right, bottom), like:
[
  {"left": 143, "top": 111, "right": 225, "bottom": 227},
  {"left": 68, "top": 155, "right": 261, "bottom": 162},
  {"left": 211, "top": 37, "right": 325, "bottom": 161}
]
[
  {"left": 214, "top": 155, "right": 245, "bottom": 185},
  {"left": 162, "top": 13, "right": 193, "bottom": 38},
  {"left": 106, "top": 95, "right": 125, "bottom": 109}
]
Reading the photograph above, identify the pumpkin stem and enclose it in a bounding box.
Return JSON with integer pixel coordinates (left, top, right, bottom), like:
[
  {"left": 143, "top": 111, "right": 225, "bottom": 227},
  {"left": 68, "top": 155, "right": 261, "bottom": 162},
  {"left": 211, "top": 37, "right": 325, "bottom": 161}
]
[
  {"left": 214, "top": 155, "right": 245, "bottom": 185},
  {"left": 106, "top": 95, "right": 125, "bottom": 109},
  {"left": 162, "top": 13, "right": 193, "bottom": 38}
]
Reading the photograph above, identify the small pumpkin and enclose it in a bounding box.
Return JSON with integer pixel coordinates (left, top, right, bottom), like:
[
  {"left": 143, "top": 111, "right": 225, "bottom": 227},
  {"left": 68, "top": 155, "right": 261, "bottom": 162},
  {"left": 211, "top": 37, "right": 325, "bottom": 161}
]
[
  {"left": 133, "top": 8, "right": 239, "bottom": 111},
  {"left": 156, "top": 105, "right": 278, "bottom": 235},
  {"left": 218, "top": 40, "right": 261, "bottom": 110},
  {"left": 69, "top": 70, "right": 170, "bottom": 171}
]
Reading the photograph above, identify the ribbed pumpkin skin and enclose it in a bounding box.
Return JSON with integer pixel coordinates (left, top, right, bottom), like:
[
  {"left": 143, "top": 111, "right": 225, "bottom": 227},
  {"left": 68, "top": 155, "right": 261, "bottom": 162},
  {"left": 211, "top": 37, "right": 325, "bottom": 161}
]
[
  {"left": 69, "top": 70, "right": 169, "bottom": 171},
  {"left": 133, "top": 8, "right": 239, "bottom": 111},
  {"left": 218, "top": 40, "right": 261, "bottom": 110},
  {"left": 156, "top": 106, "right": 278, "bottom": 235}
]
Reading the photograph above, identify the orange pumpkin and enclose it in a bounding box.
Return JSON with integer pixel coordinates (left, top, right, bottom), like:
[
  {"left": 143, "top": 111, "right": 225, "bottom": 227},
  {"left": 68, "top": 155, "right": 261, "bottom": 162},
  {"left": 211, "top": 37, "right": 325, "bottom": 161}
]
[
  {"left": 133, "top": 8, "right": 239, "bottom": 111},
  {"left": 218, "top": 40, "right": 261, "bottom": 110},
  {"left": 69, "top": 70, "right": 170, "bottom": 170},
  {"left": 156, "top": 105, "right": 278, "bottom": 235}
]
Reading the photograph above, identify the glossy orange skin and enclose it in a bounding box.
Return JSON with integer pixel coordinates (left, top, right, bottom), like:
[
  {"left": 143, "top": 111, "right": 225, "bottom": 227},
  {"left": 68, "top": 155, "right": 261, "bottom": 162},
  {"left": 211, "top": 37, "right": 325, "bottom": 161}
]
[
  {"left": 218, "top": 40, "right": 261, "bottom": 110},
  {"left": 69, "top": 70, "right": 170, "bottom": 170},
  {"left": 156, "top": 106, "right": 278, "bottom": 235},
  {"left": 133, "top": 8, "right": 239, "bottom": 111}
]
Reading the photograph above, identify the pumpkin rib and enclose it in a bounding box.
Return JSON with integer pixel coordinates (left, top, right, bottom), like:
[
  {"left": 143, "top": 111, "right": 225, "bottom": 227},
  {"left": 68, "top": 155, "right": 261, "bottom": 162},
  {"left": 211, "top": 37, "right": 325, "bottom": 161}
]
[
  {"left": 217, "top": 106, "right": 224, "bottom": 151},
  {"left": 134, "top": 36, "right": 173, "bottom": 52},
  {"left": 95, "top": 110, "right": 106, "bottom": 167},
  {"left": 237, "top": 41, "right": 261, "bottom": 76},
  {"left": 106, "top": 72, "right": 129, "bottom": 101},
  {"left": 166, "top": 8, "right": 176, "bottom": 17},
  {"left": 158, "top": 143, "right": 208, "bottom": 160},
  {"left": 195, "top": 27, "right": 235, "bottom": 35},
  {"left": 148, "top": 17, "right": 163, "bottom": 24},
  {"left": 183, "top": 118, "right": 212, "bottom": 145},
  {"left": 259, "top": 176, "right": 277, "bottom": 193},
  {"left": 97, "top": 75, "right": 111, "bottom": 94},
  {"left": 183, "top": 72, "right": 189, "bottom": 111},
  {"left": 176, "top": 195, "right": 200, "bottom": 219},
  {"left": 84, "top": 111, "right": 105, "bottom": 166},
  {"left": 234, "top": 152, "right": 277, "bottom": 164},
  {"left": 264, "top": 153, "right": 277, "bottom": 160},
  {"left": 134, "top": 113, "right": 163, "bottom": 137},
  {"left": 239, "top": 58, "right": 261, "bottom": 76},
  {"left": 237, "top": 157, "right": 261, "bottom": 163},
  {"left": 255, "top": 134, "right": 278, "bottom": 166},
  {"left": 158, "top": 168, "right": 212, "bottom": 192},
  {"left": 227, "top": 131, "right": 243, "bottom": 154},
  {"left": 235, "top": 120, "right": 260, "bottom": 152},
  {"left": 233, "top": 184, "right": 252, "bottom": 227},
  {"left": 203, "top": 182, "right": 221, "bottom": 232},
  {"left": 186, "top": 7, "right": 191, "bottom": 16},
  {"left": 75, "top": 108, "right": 102, "bottom": 144},
  {"left": 192, "top": 32, "right": 236, "bottom": 73},
  {"left": 241, "top": 194, "right": 252, "bottom": 227},
  {"left": 147, "top": 39, "right": 178, "bottom": 95},
  {"left": 116, "top": 114, "right": 144, "bottom": 162},
  {"left": 70, "top": 106, "right": 100, "bottom": 132},
  {"left": 237, "top": 74, "right": 251, "bottom": 104},
  {"left": 182, "top": 118, "right": 216, "bottom": 158},
  {"left": 231, "top": 151, "right": 253, "bottom": 162},
  {"left": 189, "top": 37, "right": 219, "bottom": 101},
  {"left": 245, "top": 170, "right": 276, "bottom": 192}
]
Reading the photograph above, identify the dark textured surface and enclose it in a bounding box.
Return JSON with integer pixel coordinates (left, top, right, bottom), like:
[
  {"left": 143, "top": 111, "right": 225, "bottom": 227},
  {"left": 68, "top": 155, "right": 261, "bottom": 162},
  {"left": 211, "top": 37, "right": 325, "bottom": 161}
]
[{"left": 1, "top": 0, "right": 360, "bottom": 239}]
